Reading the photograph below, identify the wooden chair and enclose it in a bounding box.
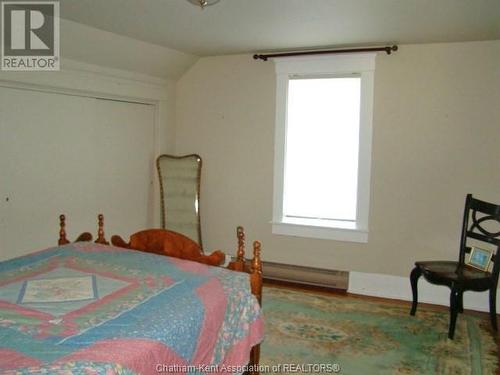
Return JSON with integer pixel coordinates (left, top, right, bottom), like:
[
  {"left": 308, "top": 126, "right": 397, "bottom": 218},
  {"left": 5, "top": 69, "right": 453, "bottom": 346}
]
[{"left": 410, "top": 194, "right": 500, "bottom": 339}]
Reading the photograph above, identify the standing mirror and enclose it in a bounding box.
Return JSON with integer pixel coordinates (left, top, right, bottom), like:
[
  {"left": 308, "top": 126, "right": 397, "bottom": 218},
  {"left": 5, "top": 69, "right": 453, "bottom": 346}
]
[{"left": 156, "top": 154, "right": 203, "bottom": 248}]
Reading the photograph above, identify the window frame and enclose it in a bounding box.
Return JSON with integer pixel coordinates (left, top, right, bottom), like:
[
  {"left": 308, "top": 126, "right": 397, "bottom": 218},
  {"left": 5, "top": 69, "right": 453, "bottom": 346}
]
[{"left": 271, "top": 53, "right": 376, "bottom": 243}]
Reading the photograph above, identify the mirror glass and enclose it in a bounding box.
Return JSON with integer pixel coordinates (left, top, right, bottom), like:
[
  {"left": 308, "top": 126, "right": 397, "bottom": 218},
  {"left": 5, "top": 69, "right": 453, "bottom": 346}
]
[{"left": 156, "top": 154, "right": 202, "bottom": 247}]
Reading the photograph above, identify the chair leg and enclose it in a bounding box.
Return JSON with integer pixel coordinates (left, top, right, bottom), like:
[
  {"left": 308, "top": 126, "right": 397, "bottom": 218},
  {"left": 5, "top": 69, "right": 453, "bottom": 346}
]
[
  {"left": 489, "top": 288, "right": 498, "bottom": 331},
  {"left": 449, "top": 288, "right": 460, "bottom": 339},
  {"left": 458, "top": 291, "right": 464, "bottom": 313},
  {"left": 410, "top": 266, "right": 421, "bottom": 316}
]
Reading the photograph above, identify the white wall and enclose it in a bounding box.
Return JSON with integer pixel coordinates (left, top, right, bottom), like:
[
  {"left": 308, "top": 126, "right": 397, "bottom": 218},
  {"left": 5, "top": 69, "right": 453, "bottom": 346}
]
[
  {"left": 0, "top": 88, "right": 156, "bottom": 259},
  {"left": 175, "top": 40, "right": 500, "bottom": 279},
  {"left": 1, "top": 16, "right": 193, "bottom": 158},
  {"left": 0, "top": 18, "right": 195, "bottom": 244}
]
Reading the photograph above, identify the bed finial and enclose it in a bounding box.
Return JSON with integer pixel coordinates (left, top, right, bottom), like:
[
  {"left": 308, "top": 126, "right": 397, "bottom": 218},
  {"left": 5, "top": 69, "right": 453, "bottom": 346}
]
[
  {"left": 58, "top": 214, "right": 70, "bottom": 245},
  {"left": 227, "top": 226, "right": 246, "bottom": 272},
  {"left": 251, "top": 241, "right": 262, "bottom": 273},
  {"left": 95, "top": 214, "right": 109, "bottom": 245},
  {"left": 236, "top": 225, "right": 245, "bottom": 262},
  {"left": 250, "top": 240, "right": 263, "bottom": 308}
]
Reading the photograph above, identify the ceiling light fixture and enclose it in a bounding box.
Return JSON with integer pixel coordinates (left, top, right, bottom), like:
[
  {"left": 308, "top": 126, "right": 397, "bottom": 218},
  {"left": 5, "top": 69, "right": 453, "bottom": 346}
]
[{"left": 187, "top": 0, "right": 220, "bottom": 9}]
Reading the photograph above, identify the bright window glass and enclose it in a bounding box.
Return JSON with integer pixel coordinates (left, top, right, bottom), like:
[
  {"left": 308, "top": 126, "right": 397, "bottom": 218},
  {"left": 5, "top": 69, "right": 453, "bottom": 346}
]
[{"left": 283, "top": 77, "right": 361, "bottom": 223}]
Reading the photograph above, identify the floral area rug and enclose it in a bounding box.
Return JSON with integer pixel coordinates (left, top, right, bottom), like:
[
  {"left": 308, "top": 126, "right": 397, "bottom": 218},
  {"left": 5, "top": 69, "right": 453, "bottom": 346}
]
[{"left": 260, "top": 286, "right": 498, "bottom": 375}]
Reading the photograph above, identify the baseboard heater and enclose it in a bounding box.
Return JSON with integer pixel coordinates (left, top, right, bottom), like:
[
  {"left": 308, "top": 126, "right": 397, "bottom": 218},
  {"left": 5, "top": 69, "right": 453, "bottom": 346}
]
[{"left": 262, "top": 261, "right": 349, "bottom": 291}]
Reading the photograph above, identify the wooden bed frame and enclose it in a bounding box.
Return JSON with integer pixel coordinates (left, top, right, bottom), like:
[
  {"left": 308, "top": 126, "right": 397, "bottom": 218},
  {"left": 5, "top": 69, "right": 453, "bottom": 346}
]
[{"left": 57, "top": 214, "right": 263, "bottom": 374}]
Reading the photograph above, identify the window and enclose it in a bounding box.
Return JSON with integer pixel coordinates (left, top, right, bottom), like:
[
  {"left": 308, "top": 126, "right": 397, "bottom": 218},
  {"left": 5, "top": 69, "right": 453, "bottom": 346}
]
[{"left": 272, "top": 54, "right": 376, "bottom": 242}]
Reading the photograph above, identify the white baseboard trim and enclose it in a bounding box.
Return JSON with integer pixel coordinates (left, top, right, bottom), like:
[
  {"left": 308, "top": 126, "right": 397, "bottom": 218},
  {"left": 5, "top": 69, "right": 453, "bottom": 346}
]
[{"left": 348, "top": 271, "right": 499, "bottom": 313}]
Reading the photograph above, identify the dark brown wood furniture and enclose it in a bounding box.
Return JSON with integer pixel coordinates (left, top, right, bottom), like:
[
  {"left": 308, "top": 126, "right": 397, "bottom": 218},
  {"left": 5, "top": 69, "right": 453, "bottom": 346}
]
[
  {"left": 58, "top": 214, "right": 263, "bottom": 373},
  {"left": 410, "top": 194, "right": 500, "bottom": 339}
]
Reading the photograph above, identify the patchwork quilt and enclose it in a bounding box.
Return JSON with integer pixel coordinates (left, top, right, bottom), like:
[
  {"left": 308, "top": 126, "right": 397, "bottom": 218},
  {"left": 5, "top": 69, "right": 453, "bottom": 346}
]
[{"left": 0, "top": 242, "right": 264, "bottom": 374}]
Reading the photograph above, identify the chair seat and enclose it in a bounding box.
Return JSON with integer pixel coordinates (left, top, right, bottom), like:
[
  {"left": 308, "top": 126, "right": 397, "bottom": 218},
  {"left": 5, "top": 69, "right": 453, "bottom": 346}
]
[{"left": 416, "top": 260, "right": 492, "bottom": 289}]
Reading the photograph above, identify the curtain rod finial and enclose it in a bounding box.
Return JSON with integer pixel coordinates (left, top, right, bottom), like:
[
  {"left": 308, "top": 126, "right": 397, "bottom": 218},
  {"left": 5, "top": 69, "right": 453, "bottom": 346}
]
[
  {"left": 253, "top": 54, "right": 267, "bottom": 61},
  {"left": 387, "top": 45, "right": 398, "bottom": 54}
]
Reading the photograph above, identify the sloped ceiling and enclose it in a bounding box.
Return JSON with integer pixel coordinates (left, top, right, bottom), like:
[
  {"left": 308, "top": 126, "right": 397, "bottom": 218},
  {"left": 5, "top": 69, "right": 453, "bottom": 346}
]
[
  {"left": 61, "top": 0, "right": 500, "bottom": 56},
  {"left": 60, "top": 19, "right": 196, "bottom": 80}
]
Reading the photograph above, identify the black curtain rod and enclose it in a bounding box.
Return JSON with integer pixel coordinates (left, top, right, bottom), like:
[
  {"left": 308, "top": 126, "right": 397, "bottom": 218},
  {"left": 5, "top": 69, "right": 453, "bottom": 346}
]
[{"left": 253, "top": 45, "right": 398, "bottom": 61}]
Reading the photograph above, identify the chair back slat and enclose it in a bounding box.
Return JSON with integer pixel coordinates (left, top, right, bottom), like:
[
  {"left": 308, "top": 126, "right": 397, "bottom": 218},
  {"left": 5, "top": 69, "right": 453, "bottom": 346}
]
[
  {"left": 470, "top": 196, "right": 500, "bottom": 216},
  {"left": 466, "top": 231, "right": 500, "bottom": 247}
]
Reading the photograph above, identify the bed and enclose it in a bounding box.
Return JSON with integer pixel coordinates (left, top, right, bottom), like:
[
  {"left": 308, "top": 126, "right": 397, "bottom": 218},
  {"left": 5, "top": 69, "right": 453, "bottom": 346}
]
[{"left": 0, "top": 215, "right": 264, "bottom": 374}]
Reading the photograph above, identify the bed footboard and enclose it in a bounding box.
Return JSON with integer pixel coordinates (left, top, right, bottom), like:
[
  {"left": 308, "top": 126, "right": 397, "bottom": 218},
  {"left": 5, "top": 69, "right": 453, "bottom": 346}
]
[{"left": 228, "top": 226, "right": 262, "bottom": 373}]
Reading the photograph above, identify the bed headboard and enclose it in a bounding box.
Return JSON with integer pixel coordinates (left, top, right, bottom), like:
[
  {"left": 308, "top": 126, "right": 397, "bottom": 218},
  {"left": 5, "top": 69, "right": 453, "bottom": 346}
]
[{"left": 57, "top": 214, "right": 263, "bottom": 305}]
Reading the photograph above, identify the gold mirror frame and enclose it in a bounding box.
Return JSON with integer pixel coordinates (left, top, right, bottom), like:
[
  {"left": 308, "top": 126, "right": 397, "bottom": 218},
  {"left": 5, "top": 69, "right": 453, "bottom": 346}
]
[{"left": 156, "top": 154, "right": 203, "bottom": 248}]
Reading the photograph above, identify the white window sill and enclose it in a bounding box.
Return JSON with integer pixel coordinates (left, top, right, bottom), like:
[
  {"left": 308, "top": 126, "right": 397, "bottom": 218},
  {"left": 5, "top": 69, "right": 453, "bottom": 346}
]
[{"left": 271, "top": 219, "right": 368, "bottom": 243}]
